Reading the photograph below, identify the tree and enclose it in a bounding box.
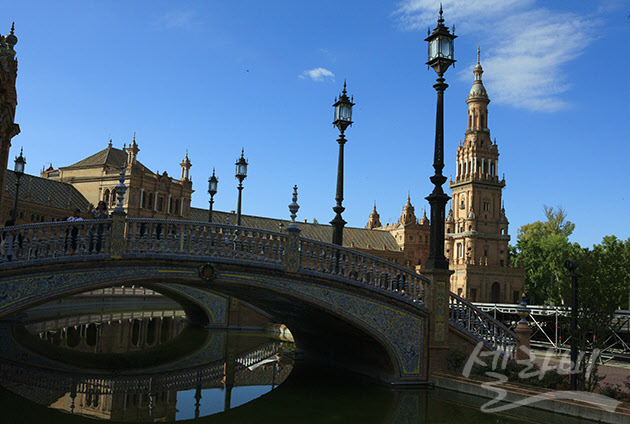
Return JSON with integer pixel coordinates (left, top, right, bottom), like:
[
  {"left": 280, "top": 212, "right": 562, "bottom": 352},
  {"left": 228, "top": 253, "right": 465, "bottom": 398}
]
[
  {"left": 512, "top": 206, "right": 577, "bottom": 305},
  {"left": 560, "top": 236, "right": 630, "bottom": 390}
]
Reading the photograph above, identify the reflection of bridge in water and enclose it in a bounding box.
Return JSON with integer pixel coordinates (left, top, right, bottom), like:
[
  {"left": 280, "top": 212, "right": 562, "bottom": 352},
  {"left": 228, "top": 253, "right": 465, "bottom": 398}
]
[
  {"left": 0, "top": 182, "right": 521, "bottom": 384},
  {"left": 1, "top": 315, "right": 292, "bottom": 422}
]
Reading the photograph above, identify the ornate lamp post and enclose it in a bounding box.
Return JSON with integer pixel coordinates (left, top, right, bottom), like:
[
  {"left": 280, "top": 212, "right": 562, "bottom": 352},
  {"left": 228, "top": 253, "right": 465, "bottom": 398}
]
[
  {"left": 424, "top": 6, "right": 456, "bottom": 270},
  {"left": 11, "top": 148, "right": 25, "bottom": 222},
  {"left": 235, "top": 149, "right": 248, "bottom": 226},
  {"left": 208, "top": 168, "right": 218, "bottom": 222},
  {"left": 330, "top": 81, "right": 354, "bottom": 246}
]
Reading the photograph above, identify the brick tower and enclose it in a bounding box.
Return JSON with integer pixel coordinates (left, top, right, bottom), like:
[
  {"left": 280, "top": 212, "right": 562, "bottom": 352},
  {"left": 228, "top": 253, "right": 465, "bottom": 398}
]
[
  {"left": 445, "top": 48, "right": 524, "bottom": 303},
  {"left": 0, "top": 23, "right": 20, "bottom": 216}
]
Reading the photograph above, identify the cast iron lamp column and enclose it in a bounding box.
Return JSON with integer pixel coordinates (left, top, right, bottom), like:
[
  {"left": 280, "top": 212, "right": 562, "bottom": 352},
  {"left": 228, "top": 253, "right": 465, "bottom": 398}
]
[
  {"left": 208, "top": 168, "right": 218, "bottom": 222},
  {"left": 330, "top": 81, "right": 354, "bottom": 246},
  {"left": 424, "top": 6, "right": 456, "bottom": 270},
  {"left": 235, "top": 149, "right": 248, "bottom": 226},
  {"left": 11, "top": 148, "right": 25, "bottom": 222}
]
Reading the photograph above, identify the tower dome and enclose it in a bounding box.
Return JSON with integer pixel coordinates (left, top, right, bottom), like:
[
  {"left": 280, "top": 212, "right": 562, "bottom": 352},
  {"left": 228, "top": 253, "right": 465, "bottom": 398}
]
[{"left": 468, "top": 46, "right": 488, "bottom": 100}]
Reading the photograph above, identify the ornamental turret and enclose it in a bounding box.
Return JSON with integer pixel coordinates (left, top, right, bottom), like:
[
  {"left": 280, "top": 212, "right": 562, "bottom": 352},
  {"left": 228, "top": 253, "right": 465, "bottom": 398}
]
[
  {"left": 366, "top": 201, "right": 382, "bottom": 229},
  {"left": 180, "top": 151, "right": 192, "bottom": 181}
]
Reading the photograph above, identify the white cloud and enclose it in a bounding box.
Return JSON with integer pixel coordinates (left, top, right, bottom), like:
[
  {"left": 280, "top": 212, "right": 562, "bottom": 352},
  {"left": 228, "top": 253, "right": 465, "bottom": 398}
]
[
  {"left": 299, "top": 67, "right": 335, "bottom": 82},
  {"left": 153, "top": 10, "right": 196, "bottom": 30},
  {"left": 394, "top": 0, "right": 597, "bottom": 112}
]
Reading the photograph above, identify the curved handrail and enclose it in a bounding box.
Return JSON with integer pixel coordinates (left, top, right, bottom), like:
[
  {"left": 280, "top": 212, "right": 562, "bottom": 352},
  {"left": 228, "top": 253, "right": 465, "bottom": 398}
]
[
  {"left": 299, "top": 238, "right": 428, "bottom": 305},
  {"left": 449, "top": 292, "right": 519, "bottom": 358}
]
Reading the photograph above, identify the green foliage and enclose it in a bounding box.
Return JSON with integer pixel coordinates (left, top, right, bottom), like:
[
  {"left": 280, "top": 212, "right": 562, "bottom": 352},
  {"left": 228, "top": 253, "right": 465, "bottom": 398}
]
[
  {"left": 600, "top": 382, "right": 629, "bottom": 401},
  {"left": 446, "top": 349, "right": 468, "bottom": 372},
  {"left": 513, "top": 206, "right": 578, "bottom": 304},
  {"left": 469, "top": 359, "right": 571, "bottom": 390},
  {"left": 513, "top": 206, "right": 630, "bottom": 391}
]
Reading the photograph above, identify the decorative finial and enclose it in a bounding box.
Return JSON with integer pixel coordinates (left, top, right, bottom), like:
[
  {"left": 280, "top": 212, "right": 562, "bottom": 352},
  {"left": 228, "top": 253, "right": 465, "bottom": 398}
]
[
  {"left": 288, "top": 185, "right": 300, "bottom": 229},
  {"left": 10, "top": 22, "right": 14, "bottom": 35},
  {"left": 477, "top": 44, "right": 481, "bottom": 64},
  {"left": 343, "top": 79, "right": 347, "bottom": 94},
  {"left": 373, "top": 200, "right": 377, "bottom": 211},
  {"left": 113, "top": 165, "right": 128, "bottom": 215},
  {"left": 438, "top": 3, "right": 444, "bottom": 24},
  {"left": 108, "top": 139, "right": 113, "bottom": 148}
]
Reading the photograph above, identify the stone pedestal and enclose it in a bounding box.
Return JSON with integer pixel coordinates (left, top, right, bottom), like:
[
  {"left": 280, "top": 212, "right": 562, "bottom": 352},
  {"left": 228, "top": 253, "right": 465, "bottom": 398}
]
[
  {"left": 422, "top": 267, "right": 454, "bottom": 372},
  {"left": 515, "top": 322, "right": 532, "bottom": 361}
]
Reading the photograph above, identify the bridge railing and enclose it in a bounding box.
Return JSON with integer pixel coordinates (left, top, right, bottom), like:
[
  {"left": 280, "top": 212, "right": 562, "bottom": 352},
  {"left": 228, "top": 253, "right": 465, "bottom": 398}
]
[
  {"left": 298, "top": 238, "right": 427, "bottom": 305},
  {"left": 449, "top": 293, "right": 518, "bottom": 358},
  {"left": 123, "top": 219, "right": 287, "bottom": 264},
  {"left": 0, "top": 220, "right": 111, "bottom": 262}
]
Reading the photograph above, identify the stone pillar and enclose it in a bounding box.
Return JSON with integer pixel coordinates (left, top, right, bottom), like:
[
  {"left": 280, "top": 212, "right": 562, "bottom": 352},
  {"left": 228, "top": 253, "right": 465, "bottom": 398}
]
[
  {"left": 284, "top": 185, "right": 301, "bottom": 273},
  {"left": 422, "top": 267, "right": 454, "bottom": 372}
]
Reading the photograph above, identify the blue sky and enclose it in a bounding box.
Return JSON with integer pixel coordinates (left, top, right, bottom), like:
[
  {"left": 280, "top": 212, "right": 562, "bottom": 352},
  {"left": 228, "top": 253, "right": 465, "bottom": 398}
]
[{"left": 5, "top": 0, "right": 630, "bottom": 248}]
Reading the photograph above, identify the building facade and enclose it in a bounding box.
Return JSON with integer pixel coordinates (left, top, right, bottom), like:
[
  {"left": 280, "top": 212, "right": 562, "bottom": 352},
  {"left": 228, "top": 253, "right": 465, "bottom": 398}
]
[{"left": 41, "top": 137, "right": 194, "bottom": 220}]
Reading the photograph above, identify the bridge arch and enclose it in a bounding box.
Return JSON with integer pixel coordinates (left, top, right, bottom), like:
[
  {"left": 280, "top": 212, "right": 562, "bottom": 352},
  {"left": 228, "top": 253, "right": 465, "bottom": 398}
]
[{"left": 0, "top": 258, "right": 428, "bottom": 383}]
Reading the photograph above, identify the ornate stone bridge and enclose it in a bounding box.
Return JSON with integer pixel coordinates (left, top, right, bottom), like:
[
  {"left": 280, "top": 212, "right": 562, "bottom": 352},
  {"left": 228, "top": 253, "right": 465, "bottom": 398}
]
[{"left": 0, "top": 186, "right": 518, "bottom": 384}]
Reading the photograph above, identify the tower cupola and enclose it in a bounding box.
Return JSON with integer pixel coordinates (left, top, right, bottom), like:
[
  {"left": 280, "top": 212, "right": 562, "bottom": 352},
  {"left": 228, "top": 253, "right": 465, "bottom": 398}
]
[
  {"left": 180, "top": 150, "right": 192, "bottom": 181},
  {"left": 366, "top": 201, "right": 382, "bottom": 229},
  {"left": 400, "top": 193, "right": 417, "bottom": 225}
]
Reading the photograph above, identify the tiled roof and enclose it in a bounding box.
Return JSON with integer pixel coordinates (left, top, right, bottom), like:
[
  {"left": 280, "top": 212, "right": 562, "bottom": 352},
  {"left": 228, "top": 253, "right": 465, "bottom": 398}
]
[
  {"left": 5, "top": 170, "right": 91, "bottom": 212},
  {"left": 189, "top": 207, "right": 400, "bottom": 252},
  {"left": 64, "top": 145, "right": 153, "bottom": 175}
]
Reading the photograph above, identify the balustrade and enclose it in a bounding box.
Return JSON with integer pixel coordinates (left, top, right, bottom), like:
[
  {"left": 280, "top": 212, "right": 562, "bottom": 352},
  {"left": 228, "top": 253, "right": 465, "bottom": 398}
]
[
  {"left": 449, "top": 293, "right": 517, "bottom": 358},
  {"left": 299, "top": 239, "right": 426, "bottom": 305}
]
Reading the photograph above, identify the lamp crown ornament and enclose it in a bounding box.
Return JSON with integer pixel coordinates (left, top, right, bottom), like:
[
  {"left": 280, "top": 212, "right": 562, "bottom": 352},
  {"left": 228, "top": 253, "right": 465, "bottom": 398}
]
[
  {"left": 424, "top": 4, "right": 457, "bottom": 76},
  {"left": 14, "top": 147, "right": 26, "bottom": 175},
  {"left": 208, "top": 168, "right": 218, "bottom": 195},
  {"left": 332, "top": 80, "right": 355, "bottom": 134},
  {"left": 235, "top": 148, "right": 248, "bottom": 182}
]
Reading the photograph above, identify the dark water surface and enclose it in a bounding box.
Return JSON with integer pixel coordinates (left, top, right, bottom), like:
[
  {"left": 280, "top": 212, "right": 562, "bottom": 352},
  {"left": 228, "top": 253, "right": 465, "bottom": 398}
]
[{"left": 0, "top": 298, "right": 576, "bottom": 423}]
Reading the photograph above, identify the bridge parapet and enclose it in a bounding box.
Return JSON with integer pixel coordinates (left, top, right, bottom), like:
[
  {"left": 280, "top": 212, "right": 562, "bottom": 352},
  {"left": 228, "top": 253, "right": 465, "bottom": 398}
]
[
  {"left": 1, "top": 218, "right": 428, "bottom": 307},
  {"left": 299, "top": 238, "right": 426, "bottom": 305},
  {"left": 123, "top": 219, "right": 287, "bottom": 265}
]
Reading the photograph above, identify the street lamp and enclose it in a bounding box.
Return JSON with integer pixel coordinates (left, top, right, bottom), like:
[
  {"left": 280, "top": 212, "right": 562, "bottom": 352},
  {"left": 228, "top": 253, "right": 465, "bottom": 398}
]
[
  {"left": 330, "top": 81, "right": 354, "bottom": 246},
  {"left": 208, "top": 169, "right": 218, "bottom": 222},
  {"left": 235, "top": 149, "right": 248, "bottom": 226},
  {"left": 424, "top": 5, "right": 456, "bottom": 270},
  {"left": 11, "top": 148, "right": 26, "bottom": 222}
]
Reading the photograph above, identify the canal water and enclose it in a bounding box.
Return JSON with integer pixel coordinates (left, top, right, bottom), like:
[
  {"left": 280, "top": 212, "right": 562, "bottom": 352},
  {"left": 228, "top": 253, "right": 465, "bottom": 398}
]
[{"left": 0, "top": 288, "right": 586, "bottom": 423}]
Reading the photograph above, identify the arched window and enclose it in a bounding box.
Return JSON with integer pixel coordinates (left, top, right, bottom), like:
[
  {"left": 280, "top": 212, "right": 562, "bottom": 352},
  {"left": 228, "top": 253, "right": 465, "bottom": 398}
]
[
  {"left": 103, "top": 189, "right": 110, "bottom": 205},
  {"left": 490, "top": 282, "right": 501, "bottom": 303}
]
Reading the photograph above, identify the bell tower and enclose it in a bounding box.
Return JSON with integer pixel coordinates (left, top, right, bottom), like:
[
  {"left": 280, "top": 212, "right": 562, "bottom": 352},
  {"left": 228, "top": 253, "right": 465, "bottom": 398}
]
[{"left": 446, "top": 48, "right": 517, "bottom": 302}]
